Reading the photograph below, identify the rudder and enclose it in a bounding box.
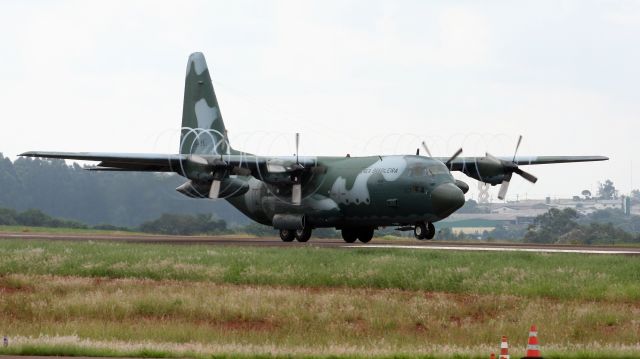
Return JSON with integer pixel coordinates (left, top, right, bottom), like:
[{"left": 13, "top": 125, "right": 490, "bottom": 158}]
[{"left": 180, "top": 52, "right": 236, "bottom": 155}]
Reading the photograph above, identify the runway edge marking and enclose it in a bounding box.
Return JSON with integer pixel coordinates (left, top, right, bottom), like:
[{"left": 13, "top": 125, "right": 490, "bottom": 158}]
[{"left": 344, "top": 245, "right": 640, "bottom": 255}]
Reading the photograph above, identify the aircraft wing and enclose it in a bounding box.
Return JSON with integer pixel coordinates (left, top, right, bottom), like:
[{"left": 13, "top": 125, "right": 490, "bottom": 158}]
[
  {"left": 19, "top": 151, "right": 319, "bottom": 175},
  {"left": 439, "top": 153, "right": 609, "bottom": 193},
  {"left": 445, "top": 155, "right": 609, "bottom": 171},
  {"left": 20, "top": 151, "right": 187, "bottom": 172}
]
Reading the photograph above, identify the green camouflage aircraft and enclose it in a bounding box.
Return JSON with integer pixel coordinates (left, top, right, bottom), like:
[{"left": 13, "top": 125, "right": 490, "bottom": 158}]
[{"left": 21, "top": 53, "right": 608, "bottom": 243}]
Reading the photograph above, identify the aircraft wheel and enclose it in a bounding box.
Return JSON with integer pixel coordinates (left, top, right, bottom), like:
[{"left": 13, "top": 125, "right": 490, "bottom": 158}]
[
  {"left": 426, "top": 222, "right": 436, "bottom": 240},
  {"left": 357, "top": 228, "right": 374, "bottom": 243},
  {"left": 295, "top": 227, "right": 312, "bottom": 242},
  {"left": 341, "top": 228, "right": 358, "bottom": 243},
  {"left": 414, "top": 223, "right": 427, "bottom": 240},
  {"left": 279, "top": 229, "right": 295, "bottom": 242}
]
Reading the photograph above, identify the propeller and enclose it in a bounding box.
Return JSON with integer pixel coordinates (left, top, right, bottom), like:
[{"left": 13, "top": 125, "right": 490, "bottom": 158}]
[
  {"left": 445, "top": 148, "right": 463, "bottom": 167},
  {"left": 419, "top": 140, "right": 461, "bottom": 165},
  {"left": 183, "top": 155, "right": 229, "bottom": 199},
  {"left": 295, "top": 132, "right": 300, "bottom": 164},
  {"left": 495, "top": 135, "right": 538, "bottom": 200},
  {"left": 291, "top": 132, "right": 303, "bottom": 205},
  {"left": 421, "top": 141, "right": 433, "bottom": 158},
  {"left": 208, "top": 158, "right": 229, "bottom": 199}
]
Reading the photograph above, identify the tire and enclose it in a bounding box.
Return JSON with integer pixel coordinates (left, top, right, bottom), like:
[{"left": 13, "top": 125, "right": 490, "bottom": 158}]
[
  {"left": 426, "top": 222, "right": 436, "bottom": 240},
  {"left": 341, "top": 228, "right": 358, "bottom": 243},
  {"left": 414, "top": 223, "right": 427, "bottom": 240},
  {"left": 357, "top": 228, "right": 374, "bottom": 243},
  {"left": 279, "top": 229, "right": 295, "bottom": 242},
  {"left": 295, "top": 227, "right": 312, "bottom": 242}
]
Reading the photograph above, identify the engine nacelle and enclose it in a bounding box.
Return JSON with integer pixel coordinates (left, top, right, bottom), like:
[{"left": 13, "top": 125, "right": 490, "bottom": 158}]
[
  {"left": 461, "top": 156, "right": 507, "bottom": 185},
  {"left": 272, "top": 214, "right": 305, "bottom": 230},
  {"left": 176, "top": 177, "right": 249, "bottom": 199}
]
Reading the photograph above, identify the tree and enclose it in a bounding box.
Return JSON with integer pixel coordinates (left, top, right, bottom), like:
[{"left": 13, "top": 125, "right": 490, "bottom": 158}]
[
  {"left": 488, "top": 224, "right": 527, "bottom": 240},
  {"left": 139, "top": 213, "right": 228, "bottom": 235},
  {"left": 597, "top": 180, "right": 618, "bottom": 200},
  {"left": 524, "top": 208, "right": 579, "bottom": 244},
  {"left": 581, "top": 190, "right": 592, "bottom": 200}
]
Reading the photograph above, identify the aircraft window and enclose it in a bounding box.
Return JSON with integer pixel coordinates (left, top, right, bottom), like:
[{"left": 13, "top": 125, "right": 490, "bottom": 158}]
[
  {"left": 409, "top": 167, "right": 428, "bottom": 177},
  {"left": 428, "top": 166, "right": 448, "bottom": 176}
]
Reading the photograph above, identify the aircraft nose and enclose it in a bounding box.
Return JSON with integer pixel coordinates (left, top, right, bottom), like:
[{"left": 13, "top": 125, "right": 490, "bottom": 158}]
[{"left": 431, "top": 183, "right": 465, "bottom": 219}]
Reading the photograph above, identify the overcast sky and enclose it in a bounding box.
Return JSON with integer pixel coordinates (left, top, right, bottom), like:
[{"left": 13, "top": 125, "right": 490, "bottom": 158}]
[{"left": 1, "top": 1, "right": 638, "bottom": 201}]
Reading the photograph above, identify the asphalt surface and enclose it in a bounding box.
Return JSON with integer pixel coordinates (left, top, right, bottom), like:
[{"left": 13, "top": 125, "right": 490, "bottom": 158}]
[{"left": 2, "top": 231, "right": 640, "bottom": 254}]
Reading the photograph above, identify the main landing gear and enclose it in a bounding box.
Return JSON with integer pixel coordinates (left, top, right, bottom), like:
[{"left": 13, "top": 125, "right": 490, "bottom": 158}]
[
  {"left": 279, "top": 229, "right": 295, "bottom": 242},
  {"left": 341, "top": 227, "right": 374, "bottom": 243},
  {"left": 414, "top": 222, "right": 435, "bottom": 240},
  {"left": 279, "top": 227, "right": 375, "bottom": 244},
  {"left": 279, "top": 228, "right": 313, "bottom": 242}
]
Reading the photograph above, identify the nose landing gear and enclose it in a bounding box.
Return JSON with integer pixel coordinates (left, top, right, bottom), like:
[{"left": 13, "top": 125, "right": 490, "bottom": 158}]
[{"left": 414, "top": 222, "right": 435, "bottom": 240}]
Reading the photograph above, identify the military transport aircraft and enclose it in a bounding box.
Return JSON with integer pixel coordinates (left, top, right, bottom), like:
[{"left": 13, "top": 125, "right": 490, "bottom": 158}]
[{"left": 21, "top": 52, "right": 608, "bottom": 243}]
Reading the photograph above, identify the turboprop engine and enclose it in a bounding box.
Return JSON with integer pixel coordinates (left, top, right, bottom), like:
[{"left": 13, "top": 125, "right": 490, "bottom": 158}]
[
  {"left": 176, "top": 178, "right": 249, "bottom": 199},
  {"left": 459, "top": 136, "right": 538, "bottom": 200}
]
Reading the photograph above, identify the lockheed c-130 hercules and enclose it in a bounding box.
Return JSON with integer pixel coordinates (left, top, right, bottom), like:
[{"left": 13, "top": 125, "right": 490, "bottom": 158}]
[{"left": 21, "top": 52, "right": 608, "bottom": 243}]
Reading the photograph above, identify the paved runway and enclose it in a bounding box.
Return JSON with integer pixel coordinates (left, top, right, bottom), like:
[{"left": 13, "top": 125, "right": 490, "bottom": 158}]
[{"left": 2, "top": 231, "right": 639, "bottom": 255}]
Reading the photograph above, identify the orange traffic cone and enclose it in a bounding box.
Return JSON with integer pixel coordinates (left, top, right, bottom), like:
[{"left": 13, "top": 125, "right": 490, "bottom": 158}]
[
  {"left": 499, "top": 336, "right": 510, "bottom": 359},
  {"left": 522, "top": 325, "right": 543, "bottom": 359}
]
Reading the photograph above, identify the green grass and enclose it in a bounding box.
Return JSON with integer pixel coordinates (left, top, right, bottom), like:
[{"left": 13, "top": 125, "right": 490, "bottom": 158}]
[
  {"left": 1, "top": 238, "right": 639, "bottom": 358},
  {"left": 0, "top": 238, "right": 638, "bottom": 301}
]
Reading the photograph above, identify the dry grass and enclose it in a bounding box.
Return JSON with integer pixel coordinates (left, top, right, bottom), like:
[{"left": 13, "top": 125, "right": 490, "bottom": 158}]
[
  {"left": 1, "top": 239, "right": 639, "bottom": 358},
  {"left": 0, "top": 274, "right": 639, "bottom": 358}
]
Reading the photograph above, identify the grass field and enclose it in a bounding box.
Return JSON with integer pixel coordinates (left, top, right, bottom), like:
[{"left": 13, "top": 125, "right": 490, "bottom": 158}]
[
  {"left": 0, "top": 225, "right": 141, "bottom": 235},
  {"left": 0, "top": 238, "right": 639, "bottom": 358}
]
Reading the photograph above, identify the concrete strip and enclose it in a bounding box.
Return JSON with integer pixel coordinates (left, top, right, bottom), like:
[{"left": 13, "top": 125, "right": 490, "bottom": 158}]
[{"left": 346, "top": 244, "right": 640, "bottom": 255}]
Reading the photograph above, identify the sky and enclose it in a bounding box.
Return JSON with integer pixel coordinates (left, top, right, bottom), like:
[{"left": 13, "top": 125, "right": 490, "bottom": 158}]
[{"left": 1, "top": 0, "right": 639, "bottom": 201}]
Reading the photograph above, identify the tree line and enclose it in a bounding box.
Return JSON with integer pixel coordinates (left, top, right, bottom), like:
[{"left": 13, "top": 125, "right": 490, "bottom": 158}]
[
  {"left": 447, "top": 208, "right": 640, "bottom": 244},
  {"left": 1, "top": 204, "right": 638, "bottom": 244},
  {"left": 0, "top": 154, "right": 249, "bottom": 227}
]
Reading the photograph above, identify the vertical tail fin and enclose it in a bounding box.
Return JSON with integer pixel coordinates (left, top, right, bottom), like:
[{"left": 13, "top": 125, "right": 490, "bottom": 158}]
[{"left": 180, "top": 52, "right": 236, "bottom": 155}]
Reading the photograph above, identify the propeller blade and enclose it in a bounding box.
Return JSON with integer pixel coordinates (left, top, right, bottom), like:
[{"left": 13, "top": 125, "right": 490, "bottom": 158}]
[
  {"left": 209, "top": 180, "right": 221, "bottom": 199},
  {"left": 512, "top": 135, "right": 523, "bottom": 162},
  {"left": 445, "top": 148, "right": 463, "bottom": 166},
  {"left": 292, "top": 183, "right": 302, "bottom": 205},
  {"left": 187, "top": 155, "right": 208, "bottom": 166},
  {"left": 497, "top": 180, "right": 510, "bottom": 200},
  {"left": 421, "top": 141, "right": 433, "bottom": 157},
  {"left": 295, "top": 132, "right": 300, "bottom": 164},
  {"left": 515, "top": 168, "right": 538, "bottom": 184}
]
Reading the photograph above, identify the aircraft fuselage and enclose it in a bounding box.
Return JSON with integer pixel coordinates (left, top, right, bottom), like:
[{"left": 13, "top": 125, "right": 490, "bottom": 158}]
[{"left": 227, "top": 154, "right": 465, "bottom": 229}]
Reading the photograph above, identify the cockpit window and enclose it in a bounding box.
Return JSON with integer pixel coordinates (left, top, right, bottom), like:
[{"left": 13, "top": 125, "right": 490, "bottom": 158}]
[
  {"left": 427, "top": 166, "right": 448, "bottom": 176},
  {"left": 409, "top": 166, "right": 428, "bottom": 177},
  {"left": 409, "top": 164, "right": 449, "bottom": 176}
]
